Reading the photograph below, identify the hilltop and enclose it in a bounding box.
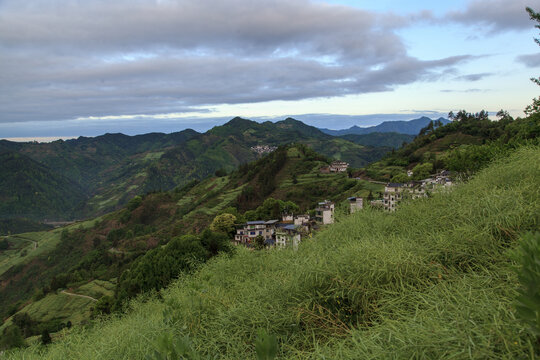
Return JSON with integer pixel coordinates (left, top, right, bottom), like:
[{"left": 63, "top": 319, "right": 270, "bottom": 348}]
[{"left": 320, "top": 116, "right": 450, "bottom": 136}]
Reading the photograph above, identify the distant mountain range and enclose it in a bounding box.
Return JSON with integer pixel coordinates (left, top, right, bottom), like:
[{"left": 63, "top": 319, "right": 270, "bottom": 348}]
[
  {"left": 0, "top": 117, "right": 395, "bottom": 221},
  {"left": 320, "top": 116, "right": 450, "bottom": 136}
]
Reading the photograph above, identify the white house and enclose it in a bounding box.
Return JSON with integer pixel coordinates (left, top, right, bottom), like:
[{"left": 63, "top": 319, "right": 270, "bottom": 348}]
[
  {"left": 329, "top": 161, "right": 349, "bottom": 172},
  {"left": 348, "top": 197, "right": 363, "bottom": 214},
  {"left": 275, "top": 224, "right": 301, "bottom": 249},
  {"left": 315, "top": 200, "right": 335, "bottom": 224}
]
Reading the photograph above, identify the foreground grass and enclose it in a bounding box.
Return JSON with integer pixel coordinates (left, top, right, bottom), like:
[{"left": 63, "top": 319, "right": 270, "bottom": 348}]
[{"left": 7, "top": 146, "right": 540, "bottom": 359}]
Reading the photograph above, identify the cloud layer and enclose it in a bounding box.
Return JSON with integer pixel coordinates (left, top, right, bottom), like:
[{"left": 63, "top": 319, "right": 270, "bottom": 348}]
[
  {"left": 0, "top": 0, "right": 478, "bottom": 124},
  {"left": 0, "top": 0, "right": 532, "bottom": 125}
]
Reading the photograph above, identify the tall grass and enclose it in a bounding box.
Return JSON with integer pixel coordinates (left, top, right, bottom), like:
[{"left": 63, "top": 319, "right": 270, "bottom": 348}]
[{"left": 7, "top": 146, "right": 540, "bottom": 359}]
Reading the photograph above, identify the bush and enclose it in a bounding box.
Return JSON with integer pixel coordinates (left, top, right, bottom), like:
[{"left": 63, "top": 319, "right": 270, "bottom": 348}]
[
  {"left": 0, "top": 325, "right": 26, "bottom": 350},
  {"left": 512, "top": 232, "right": 540, "bottom": 344}
]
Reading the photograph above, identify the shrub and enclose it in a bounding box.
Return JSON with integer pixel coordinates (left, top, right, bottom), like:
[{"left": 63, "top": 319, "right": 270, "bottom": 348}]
[{"left": 512, "top": 232, "right": 540, "bottom": 345}]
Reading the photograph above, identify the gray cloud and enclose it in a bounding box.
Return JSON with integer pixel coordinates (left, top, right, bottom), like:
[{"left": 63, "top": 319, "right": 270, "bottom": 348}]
[
  {"left": 440, "top": 88, "right": 488, "bottom": 93},
  {"left": 455, "top": 72, "right": 493, "bottom": 81},
  {"left": 516, "top": 53, "right": 540, "bottom": 67},
  {"left": 0, "top": 0, "right": 473, "bottom": 124},
  {"left": 445, "top": 0, "right": 532, "bottom": 32}
]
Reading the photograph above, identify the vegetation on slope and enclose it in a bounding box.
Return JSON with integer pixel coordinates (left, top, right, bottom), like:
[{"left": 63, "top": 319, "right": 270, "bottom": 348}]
[
  {"left": 0, "top": 219, "right": 52, "bottom": 236},
  {"left": 0, "top": 119, "right": 390, "bottom": 223},
  {"left": 0, "top": 144, "right": 382, "bottom": 331},
  {"left": 6, "top": 145, "right": 539, "bottom": 358},
  {"left": 364, "top": 111, "right": 540, "bottom": 181},
  {"left": 339, "top": 132, "right": 415, "bottom": 149},
  {"left": 0, "top": 151, "right": 86, "bottom": 220}
]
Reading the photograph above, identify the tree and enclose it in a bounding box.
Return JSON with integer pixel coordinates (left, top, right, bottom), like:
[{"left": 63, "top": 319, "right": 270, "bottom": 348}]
[
  {"left": 41, "top": 329, "right": 52, "bottom": 345},
  {"left": 391, "top": 173, "right": 409, "bottom": 183},
  {"left": 0, "top": 238, "right": 9, "bottom": 250},
  {"left": 92, "top": 295, "right": 113, "bottom": 316},
  {"left": 412, "top": 163, "right": 433, "bottom": 180},
  {"left": 525, "top": 7, "right": 540, "bottom": 115},
  {"left": 254, "top": 235, "right": 266, "bottom": 250},
  {"left": 210, "top": 213, "right": 237, "bottom": 237},
  {"left": 367, "top": 191, "right": 374, "bottom": 201},
  {"left": 0, "top": 325, "right": 26, "bottom": 350}
]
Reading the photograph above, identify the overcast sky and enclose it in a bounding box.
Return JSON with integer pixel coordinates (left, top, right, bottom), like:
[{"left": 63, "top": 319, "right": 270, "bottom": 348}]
[{"left": 1, "top": 0, "right": 538, "bottom": 140}]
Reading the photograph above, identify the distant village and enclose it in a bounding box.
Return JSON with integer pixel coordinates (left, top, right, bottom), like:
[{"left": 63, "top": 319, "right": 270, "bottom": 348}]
[
  {"left": 233, "top": 158, "right": 453, "bottom": 249},
  {"left": 251, "top": 145, "right": 278, "bottom": 155}
]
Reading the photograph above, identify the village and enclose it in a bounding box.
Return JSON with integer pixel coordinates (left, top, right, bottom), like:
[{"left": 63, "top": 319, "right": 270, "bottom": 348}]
[{"left": 232, "top": 160, "right": 454, "bottom": 249}]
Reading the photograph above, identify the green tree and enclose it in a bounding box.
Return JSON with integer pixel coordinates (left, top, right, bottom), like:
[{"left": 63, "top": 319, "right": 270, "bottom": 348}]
[
  {"left": 412, "top": 163, "right": 433, "bottom": 180},
  {"left": 41, "top": 329, "right": 52, "bottom": 345},
  {"left": 127, "top": 195, "right": 143, "bottom": 211},
  {"left": 0, "top": 325, "right": 26, "bottom": 350},
  {"left": 0, "top": 238, "right": 9, "bottom": 250},
  {"left": 210, "top": 213, "right": 237, "bottom": 237},
  {"left": 512, "top": 232, "right": 540, "bottom": 346},
  {"left": 200, "top": 229, "right": 231, "bottom": 257},
  {"left": 525, "top": 7, "right": 540, "bottom": 115},
  {"left": 92, "top": 295, "right": 114, "bottom": 316},
  {"left": 254, "top": 235, "right": 266, "bottom": 250},
  {"left": 391, "top": 173, "right": 409, "bottom": 183}
]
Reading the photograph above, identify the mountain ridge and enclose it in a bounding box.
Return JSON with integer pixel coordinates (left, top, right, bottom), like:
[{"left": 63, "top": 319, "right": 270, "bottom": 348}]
[{"left": 320, "top": 116, "right": 450, "bottom": 136}]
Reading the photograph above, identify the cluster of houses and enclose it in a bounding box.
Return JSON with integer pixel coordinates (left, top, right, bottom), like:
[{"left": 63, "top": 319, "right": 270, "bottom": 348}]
[
  {"left": 320, "top": 161, "right": 349, "bottom": 173},
  {"left": 371, "top": 170, "right": 454, "bottom": 212},
  {"left": 232, "top": 169, "right": 453, "bottom": 248},
  {"left": 251, "top": 145, "right": 278, "bottom": 155},
  {"left": 233, "top": 196, "right": 366, "bottom": 249},
  {"left": 234, "top": 216, "right": 310, "bottom": 249}
]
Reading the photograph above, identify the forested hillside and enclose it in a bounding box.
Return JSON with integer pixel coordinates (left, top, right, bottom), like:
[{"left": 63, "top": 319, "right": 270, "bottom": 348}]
[
  {"left": 5, "top": 143, "right": 539, "bottom": 359},
  {"left": 0, "top": 118, "right": 390, "bottom": 223},
  {"left": 364, "top": 111, "right": 540, "bottom": 181},
  {"left": 0, "top": 151, "right": 86, "bottom": 220},
  {"left": 0, "top": 144, "right": 382, "bottom": 333}
]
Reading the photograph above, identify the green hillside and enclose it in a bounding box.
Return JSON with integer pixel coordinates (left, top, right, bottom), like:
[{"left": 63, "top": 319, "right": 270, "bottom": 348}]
[
  {"left": 339, "top": 132, "right": 415, "bottom": 148},
  {"left": 364, "top": 111, "right": 540, "bottom": 181},
  {"left": 0, "top": 119, "right": 389, "bottom": 223},
  {"left": 142, "top": 118, "right": 387, "bottom": 195},
  {"left": 5, "top": 144, "right": 539, "bottom": 359},
  {"left": 0, "top": 151, "right": 86, "bottom": 220},
  {"left": 0, "top": 219, "right": 52, "bottom": 236},
  {"left": 0, "top": 144, "right": 382, "bottom": 328}
]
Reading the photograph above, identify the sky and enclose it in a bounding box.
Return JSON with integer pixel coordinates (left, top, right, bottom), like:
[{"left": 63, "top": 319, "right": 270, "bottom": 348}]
[{"left": 0, "top": 0, "right": 539, "bottom": 140}]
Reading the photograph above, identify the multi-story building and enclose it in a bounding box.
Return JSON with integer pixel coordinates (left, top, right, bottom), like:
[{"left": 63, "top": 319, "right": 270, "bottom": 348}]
[
  {"left": 234, "top": 220, "right": 279, "bottom": 245},
  {"left": 383, "top": 182, "right": 426, "bottom": 211},
  {"left": 329, "top": 161, "right": 349, "bottom": 172},
  {"left": 275, "top": 225, "right": 301, "bottom": 249},
  {"left": 348, "top": 197, "right": 363, "bottom": 213},
  {"left": 315, "top": 200, "right": 335, "bottom": 224}
]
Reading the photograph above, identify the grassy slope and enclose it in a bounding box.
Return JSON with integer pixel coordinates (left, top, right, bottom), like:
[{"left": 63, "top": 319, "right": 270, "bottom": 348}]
[
  {"left": 0, "top": 145, "right": 383, "bottom": 328},
  {"left": 9, "top": 145, "right": 540, "bottom": 359}
]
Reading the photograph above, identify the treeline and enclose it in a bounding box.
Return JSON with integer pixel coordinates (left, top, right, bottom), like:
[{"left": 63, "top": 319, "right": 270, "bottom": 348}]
[
  {"left": 113, "top": 230, "right": 232, "bottom": 311},
  {"left": 368, "top": 111, "right": 540, "bottom": 181},
  {"left": 0, "top": 219, "right": 53, "bottom": 236},
  {"left": 0, "top": 151, "right": 86, "bottom": 220},
  {"left": 234, "top": 144, "right": 328, "bottom": 211}
]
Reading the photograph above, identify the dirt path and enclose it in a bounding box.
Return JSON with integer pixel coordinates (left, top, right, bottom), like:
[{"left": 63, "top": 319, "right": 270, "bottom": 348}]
[
  {"left": 61, "top": 290, "right": 98, "bottom": 302},
  {"left": 13, "top": 235, "right": 38, "bottom": 250}
]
